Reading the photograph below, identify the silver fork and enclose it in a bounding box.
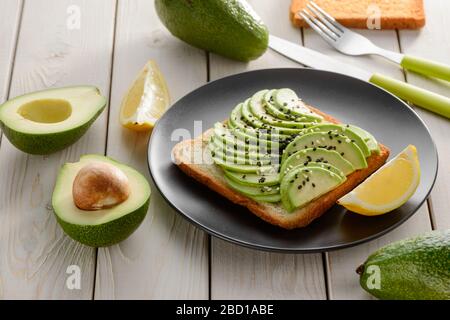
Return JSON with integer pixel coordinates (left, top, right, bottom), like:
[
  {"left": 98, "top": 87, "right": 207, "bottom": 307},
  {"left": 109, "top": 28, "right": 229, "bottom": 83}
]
[{"left": 299, "top": 0, "right": 450, "bottom": 82}]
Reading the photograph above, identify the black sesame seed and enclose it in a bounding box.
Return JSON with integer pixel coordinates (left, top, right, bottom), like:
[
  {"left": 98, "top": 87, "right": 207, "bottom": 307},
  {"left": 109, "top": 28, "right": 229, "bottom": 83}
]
[
  {"left": 312, "top": 183, "right": 316, "bottom": 188},
  {"left": 298, "top": 185, "right": 302, "bottom": 190},
  {"left": 341, "top": 152, "right": 345, "bottom": 156}
]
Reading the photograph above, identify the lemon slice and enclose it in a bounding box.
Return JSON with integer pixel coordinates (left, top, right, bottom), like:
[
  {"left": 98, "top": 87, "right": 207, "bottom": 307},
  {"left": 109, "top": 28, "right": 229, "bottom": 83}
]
[
  {"left": 338, "top": 145, "right": 420, "bottom": 216},
  {"left": 120, "top": 60, "right": 170, "bottom": 131}
]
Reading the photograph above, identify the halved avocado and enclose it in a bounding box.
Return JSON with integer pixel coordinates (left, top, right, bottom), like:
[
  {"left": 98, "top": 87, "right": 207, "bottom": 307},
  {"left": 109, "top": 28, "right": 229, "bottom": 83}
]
[
  {"left": 52, "top": 154, "right": 151, "bottom": 247},
  {"left": 0, "top": 86, "right": 106, "bottom": 154}
]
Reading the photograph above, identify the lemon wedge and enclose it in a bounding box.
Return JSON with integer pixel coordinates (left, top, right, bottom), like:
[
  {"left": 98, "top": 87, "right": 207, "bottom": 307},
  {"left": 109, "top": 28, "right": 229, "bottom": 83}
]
[
  {"left": 338, "top": 145, "right": 420, "bottom": 216},
  {"left": 120, "top": 60, "right": 170, "bottom": 131}
]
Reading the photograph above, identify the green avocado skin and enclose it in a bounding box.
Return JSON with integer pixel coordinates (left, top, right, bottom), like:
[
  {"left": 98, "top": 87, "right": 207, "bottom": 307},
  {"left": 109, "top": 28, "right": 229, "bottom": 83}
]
[
  {"left": 55, "top": 199, "right": 149, "bottom": 247},
  {"left": 155, "top": 0, "right": 269, "bottom": 61},
  {"left": 359, "top": 230, "right": 450, "bottom": 300},
  {"left": 0, "top": 103, "right": 106, "bottom": 155}
]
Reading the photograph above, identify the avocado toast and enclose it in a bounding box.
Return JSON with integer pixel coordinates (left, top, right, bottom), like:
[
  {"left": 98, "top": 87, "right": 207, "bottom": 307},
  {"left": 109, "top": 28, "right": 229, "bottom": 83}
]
[{"left": 172, "top": 89, "right": 390, "bottom": 229}]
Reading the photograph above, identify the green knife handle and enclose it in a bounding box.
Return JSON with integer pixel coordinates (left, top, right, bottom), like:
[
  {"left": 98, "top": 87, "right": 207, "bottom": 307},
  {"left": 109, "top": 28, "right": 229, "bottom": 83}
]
[
  {"left": 401, "top": 55, "right": 450, "bottom": 82},
  {"left": 369, "top": 73, "right": 450, "bottom": 119}
]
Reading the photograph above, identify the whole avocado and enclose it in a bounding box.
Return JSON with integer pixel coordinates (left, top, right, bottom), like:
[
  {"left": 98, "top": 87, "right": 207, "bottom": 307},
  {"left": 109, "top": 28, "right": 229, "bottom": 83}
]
[
  {"left": 358, "top": 229, "right": 450, "bottom": 300},
  {"left": 155, "top": 0, "right": 269, "bottom": 61}
]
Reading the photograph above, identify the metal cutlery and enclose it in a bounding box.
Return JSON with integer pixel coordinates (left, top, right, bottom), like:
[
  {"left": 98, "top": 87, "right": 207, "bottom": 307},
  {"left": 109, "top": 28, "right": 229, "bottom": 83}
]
[
  {"left": 268, "top": 35, "right": 450, "bottom": 118},
  {"left": 299, "top": 0, "right": 450, "bottom": 82}
]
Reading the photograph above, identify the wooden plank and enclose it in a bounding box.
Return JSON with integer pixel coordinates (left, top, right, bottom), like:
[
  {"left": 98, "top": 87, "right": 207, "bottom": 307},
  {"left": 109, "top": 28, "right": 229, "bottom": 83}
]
[
  {"left": 0, "top": 0, "right": 22, "bottom": 104},
  {"left": 93, "top": 0, "right": 208, "bottom": 299},
  {"left": 209, "top": 0, "right": 327, "bottom": 300},
  {"left": 0, "top": 0, "right": 116, "bottom": 299},
  {"left": 303, "top": 27, "right": 433, "bottom": 299},
  {"left": 399, "top": 0, "right": 450, "bottom": 230}
]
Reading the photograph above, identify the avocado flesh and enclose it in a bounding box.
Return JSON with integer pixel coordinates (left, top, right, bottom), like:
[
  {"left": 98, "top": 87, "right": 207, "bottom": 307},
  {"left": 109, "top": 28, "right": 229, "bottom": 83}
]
[
  {"left": 249, "top": 90, "right": 316, "bottom": 129},
  {"left": 241, "top": 100, "right": 310, "bottom": 134},
  {"left": 263, "top": 89, "right": 299, "bottom": 121},
  {"left": 211, "top": 147, "right": 276, "bottom": 166},
  {"left": 249, "top": 194, "right": 282, "bottom": 203},
  {"left": 229, "top": 103, "right": 291, "bottom": 141},
  {"left": 213, "top": 155, "right": 278, "bottom": 174},
  {"left": 305, "top": 124, "right": 371, "bottom": 157},
  {"left": 211, "top": 137, "right": 280, "bottom": 162},
  {"left": 0, "top": 86, "right": 106, "bottom": 154},
  {"left": 283, "top": 132, "right": 368, "bottom": 170},
  {"left": 281, "top": 166, "right": 344, "bottom": 212},
  {"left": 359, "top": 230, "right": 450, "bottom": 300},
  {"left": 155, "top": 0, "right": 269, "bottom": 61},
  {"left": 211, "top": 88, "right": 377, "bottom": 212},
  {"left": 224, "top": 175, "right": 279, "bottom": 196},
  {"left": 301, "top": 162, "right": 346, "bottom": 180},
  {"left": 348, "top": 124, "right": 381, "bottom": 154},
  {"left": 273, "top": 88, "right": 323, "bottom": 122},
  {"left": 213, "top": 125, "right": 279, "bottom": 153},
  {"left": 225, "top": 170, "right": 280, "bottom": 187},
  {"left": 281, "top": 148, "right": 354, "bottom": 179},
  {"left": 52, "top": 154, "right": 151, "bottom": 247}
]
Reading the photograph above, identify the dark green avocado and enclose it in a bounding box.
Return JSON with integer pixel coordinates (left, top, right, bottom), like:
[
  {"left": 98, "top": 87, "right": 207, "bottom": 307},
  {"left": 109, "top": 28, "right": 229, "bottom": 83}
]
[
  {"left": 358, "top": 229, "right": 450, "bottom": 300},
  {"left": 155, "top": 0, "right": 269, "bottom": 61}
]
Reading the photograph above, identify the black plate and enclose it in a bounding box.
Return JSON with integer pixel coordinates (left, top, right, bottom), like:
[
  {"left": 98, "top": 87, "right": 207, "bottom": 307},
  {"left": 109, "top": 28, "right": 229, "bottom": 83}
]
[{"left": 148, "top": 68, "right": 438, "bottom": 253}]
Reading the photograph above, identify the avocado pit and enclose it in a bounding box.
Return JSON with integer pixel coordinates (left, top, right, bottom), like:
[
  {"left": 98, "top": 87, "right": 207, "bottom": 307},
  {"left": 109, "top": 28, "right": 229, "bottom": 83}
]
[{"left": 72, "top": 162, "right": 131, "bottom": 210}]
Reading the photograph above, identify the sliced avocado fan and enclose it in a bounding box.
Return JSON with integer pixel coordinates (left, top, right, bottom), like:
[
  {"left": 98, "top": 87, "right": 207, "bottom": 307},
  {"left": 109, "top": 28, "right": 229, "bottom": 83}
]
[
  {"left": 0, "top": 86, "right": 106, "bottom": 154},
  {"left": 209, "top": 88, "right": 378, "bottom": 212},
  {"left": 52, "top": 154, "right": 151, "bottom": 247}
]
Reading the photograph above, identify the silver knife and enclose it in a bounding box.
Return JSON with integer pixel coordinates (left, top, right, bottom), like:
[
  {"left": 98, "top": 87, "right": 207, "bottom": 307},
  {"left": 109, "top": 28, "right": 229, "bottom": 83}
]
[{"left": 269, "top": 35, "right": 450, "bottom": 119}]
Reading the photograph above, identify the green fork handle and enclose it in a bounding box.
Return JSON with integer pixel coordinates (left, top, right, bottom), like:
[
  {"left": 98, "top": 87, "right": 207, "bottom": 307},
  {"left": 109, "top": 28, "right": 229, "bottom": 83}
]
[
  {"left": 370, "top": 73, "right": 450, "bottom": 119},
  {"left": 401, "top": 55, "right": 450, "bottom": 82}
]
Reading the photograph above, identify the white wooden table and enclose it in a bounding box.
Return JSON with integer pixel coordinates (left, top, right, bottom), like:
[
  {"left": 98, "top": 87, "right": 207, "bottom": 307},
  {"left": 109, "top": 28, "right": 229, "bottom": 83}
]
[{"left": 0, "top": 0, "right": 448, "bottom": 300}]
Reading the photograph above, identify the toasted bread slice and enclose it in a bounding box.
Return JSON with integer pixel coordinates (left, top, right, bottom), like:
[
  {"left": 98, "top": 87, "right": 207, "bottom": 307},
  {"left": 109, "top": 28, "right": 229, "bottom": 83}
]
[
  {"left": 172, "top": 106, "right": 389, "bottom": 229},
  {"left": 290, "top": 0, "right": 425, "bottom": 30}
]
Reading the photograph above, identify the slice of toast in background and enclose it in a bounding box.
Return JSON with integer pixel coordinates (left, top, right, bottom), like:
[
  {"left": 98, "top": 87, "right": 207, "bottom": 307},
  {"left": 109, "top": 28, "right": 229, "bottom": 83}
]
[
  {"left": 290, "top": 0, "right": 425, "bottom": 29},
  {"left": 172, "top": 106, "right": 390, "bottom": 229}
]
